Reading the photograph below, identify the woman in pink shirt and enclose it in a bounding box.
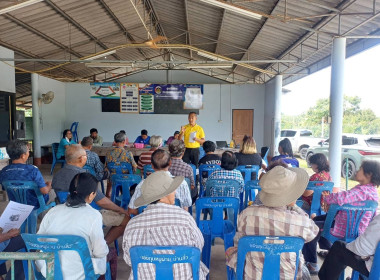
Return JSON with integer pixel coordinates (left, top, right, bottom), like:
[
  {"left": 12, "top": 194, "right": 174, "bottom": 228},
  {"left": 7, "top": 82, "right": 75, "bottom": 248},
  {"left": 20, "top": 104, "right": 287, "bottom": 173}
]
[{"left": 303, "top": 160, "right": 380, "bottom": 275}]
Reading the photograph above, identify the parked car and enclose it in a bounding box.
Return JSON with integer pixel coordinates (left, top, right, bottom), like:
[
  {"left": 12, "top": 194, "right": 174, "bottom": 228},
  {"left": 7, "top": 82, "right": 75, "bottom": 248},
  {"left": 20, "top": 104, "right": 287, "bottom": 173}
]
[
  {"left": 280, "top": 129, "right": 324, "bottom": 159},
  {"left": 306, "top": 134, "right": 380, "bottom": 179}
]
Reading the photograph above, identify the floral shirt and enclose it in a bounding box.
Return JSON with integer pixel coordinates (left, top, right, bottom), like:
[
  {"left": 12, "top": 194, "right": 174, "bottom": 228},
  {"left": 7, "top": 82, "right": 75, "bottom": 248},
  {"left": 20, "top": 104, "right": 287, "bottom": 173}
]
[{"left": 302, "top": 171, "right": 332, "bottom": 206}]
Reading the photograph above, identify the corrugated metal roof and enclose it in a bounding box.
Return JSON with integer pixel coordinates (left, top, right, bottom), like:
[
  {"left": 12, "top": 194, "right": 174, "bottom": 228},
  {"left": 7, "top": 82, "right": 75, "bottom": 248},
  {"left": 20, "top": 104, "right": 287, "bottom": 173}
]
[{"left": 0, "top": 0, "right": 378, "bottom": 105}]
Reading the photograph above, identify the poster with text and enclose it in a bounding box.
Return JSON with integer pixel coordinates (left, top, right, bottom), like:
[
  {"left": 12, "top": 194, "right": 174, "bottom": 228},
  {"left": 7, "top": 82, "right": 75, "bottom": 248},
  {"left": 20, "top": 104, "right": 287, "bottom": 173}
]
[
  {"left": 120, "top": 83, "right": 139, "bottom": 113},
  {"left": 183, "top": 84, "right": 203, "bottom": 109},
  {"left": 90, "top": 83, "right": 120, "bottom": 99}
]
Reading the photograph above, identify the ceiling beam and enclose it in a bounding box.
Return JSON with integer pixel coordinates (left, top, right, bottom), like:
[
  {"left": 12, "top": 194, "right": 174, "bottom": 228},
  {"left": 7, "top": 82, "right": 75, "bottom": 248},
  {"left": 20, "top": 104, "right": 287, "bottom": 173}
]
[
  {"left": 97, "top": 0, "right": 148, "bottom": 59},
  {"left": 44, "top": 0, "right": 122, "bottom": 60},
  {"left": 214, "top": 10, "right": 227, "bottom": 54},
  {"left": 3, "top": 14, "right": 83, "bottom": 59},
  {"left": 184, "top": 0, "right": 192, "bottom": 58}
]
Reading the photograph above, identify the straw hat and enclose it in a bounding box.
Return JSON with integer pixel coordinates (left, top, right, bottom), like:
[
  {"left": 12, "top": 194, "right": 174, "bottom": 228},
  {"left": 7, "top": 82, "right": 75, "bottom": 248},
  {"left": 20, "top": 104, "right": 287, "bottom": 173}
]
[
  {"left": 134, "top": 171, "right": 184, "bottom": 208},
  {"left": 259, "top": 166, "right": 309, "bottom": 207}
]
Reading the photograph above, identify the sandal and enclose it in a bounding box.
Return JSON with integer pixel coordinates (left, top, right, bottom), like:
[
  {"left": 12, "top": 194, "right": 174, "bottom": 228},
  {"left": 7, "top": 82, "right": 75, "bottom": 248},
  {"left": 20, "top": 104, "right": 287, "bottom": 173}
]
[{"left": 317, "top": 250, "right": 329, "bottom": 258}]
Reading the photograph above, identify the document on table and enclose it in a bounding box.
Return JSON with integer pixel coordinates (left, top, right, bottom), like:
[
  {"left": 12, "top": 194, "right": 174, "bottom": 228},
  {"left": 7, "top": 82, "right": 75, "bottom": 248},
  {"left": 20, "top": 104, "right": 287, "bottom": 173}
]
[
  {"left": 189, "top": 132, "right": 196, "bottom": 143},
  {"left": 0, "top": 201, "right": 34, "bottom": 233}
]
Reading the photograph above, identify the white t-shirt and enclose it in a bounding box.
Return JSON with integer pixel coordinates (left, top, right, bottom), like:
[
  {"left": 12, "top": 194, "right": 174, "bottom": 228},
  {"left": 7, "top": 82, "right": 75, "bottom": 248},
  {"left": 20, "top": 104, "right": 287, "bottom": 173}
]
[{"left": 36, "top": 204, "right": 108, "bottom": 279}]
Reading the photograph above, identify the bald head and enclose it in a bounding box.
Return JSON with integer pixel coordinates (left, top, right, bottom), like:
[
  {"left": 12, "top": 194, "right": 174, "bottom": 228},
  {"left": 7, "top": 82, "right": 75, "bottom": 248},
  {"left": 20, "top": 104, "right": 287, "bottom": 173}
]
[{"left": 65, "top": 144, "right": 87, "bottom": 167}]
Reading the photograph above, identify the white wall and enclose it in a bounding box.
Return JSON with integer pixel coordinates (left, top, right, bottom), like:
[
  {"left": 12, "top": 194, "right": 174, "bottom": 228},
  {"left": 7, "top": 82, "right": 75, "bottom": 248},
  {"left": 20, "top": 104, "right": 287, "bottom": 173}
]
[
  {"left": 37, "top": 75, "right": 66, "bottom": 145},
  {"left": 64, "top": 82, "right": 266, "bottom": 148},
  {"left": 0, "top": 46, "right": 15, "bottom": 93}
]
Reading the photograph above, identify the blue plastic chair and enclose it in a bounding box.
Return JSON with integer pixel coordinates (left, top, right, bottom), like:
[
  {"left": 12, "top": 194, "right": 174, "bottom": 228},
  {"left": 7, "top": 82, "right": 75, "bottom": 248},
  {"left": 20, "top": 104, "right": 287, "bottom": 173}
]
[
  {"left": 321, "top": 200, "right": 378, "bottom": 244},
  {"left": 230, "top": 236, "right": 305, "bottom": 280},
  {"left": 205, "top": 178, "right": 241, "bottom": 198},
  {"left": 195, "top": 197, "right": 239, "bottom": 271},
  {"left": 111, "top": 174, "right": 142, "bottom": 207},
  {"left": 351, "top": 241, "right": 380, "bottom": 280},
  {"left": 130, "top": 246, "right": 201, "bottom": 280},
  {"left": 236, "top": 165, "right": 260, "bottom": 183},
  {"left": 199, "top": 164, "right": 221, "bottom": 198},
  {"left": 83, "top": 165, "right": 105, "bottom": 194},
  {"left": 199, "top": 146, "right": 206, "bottom": 159},
  {"left": 70, "top": 122, "right": 79, "bottom": 144},
  {"left": 304, "top": 181, "right": 334, "bottom": 216},
  {"left": 107, "top": 162, "right": 133, "bottom": 177},
  {"left": 143, "top": 164, "right": 155, "bottom": 179},
  {"left": 184, "top": 177, "right": 193, "bottom": 215},
  {"left": 2, "top": 180, "right": 56, "bottom": 233},
  {"left": 188, "top": 163, "right": 197, "bottom": 185},
  {"left": 244, "top": 180, "right": 261, "bottom": 209},
  {"left": 50, "top": 143, "right": 65, "bottom": 174},
  {"left": 56, "top": 191, "right": 69, "bottom": 204},
  {"left": 22, "top": 233, "right": 111, "bottom": 280}
]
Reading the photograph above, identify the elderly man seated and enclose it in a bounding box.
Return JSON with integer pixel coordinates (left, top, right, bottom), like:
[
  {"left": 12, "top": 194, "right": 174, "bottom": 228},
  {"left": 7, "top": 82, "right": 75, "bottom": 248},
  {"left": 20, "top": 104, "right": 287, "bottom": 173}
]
[
  {"left": 136, "top": 135, "right": 162, "bottom": 173},
  {"left": 168, "top": 140, "right": 196, "bottom": 199},
  {"left": 106, "top": 132, "right": 137, "bottom": 197},
  {"left": 90, "top": 128, "right": 103, "bottom": 146},
  {"left": 0, "top": 140, "right": 55, "bottom": 208},
  {"left": 206, "top": 151, "right": 244, "bottom": 197},
  {"left": 123, "top": 171, "right": 209, "bottom": 280},
  {"left": 128, "top": 149, "right": 192, "bottom": 215},
  {"left": 52, "top": 145, "right": 129, "bottom": 245},
  {"left": 81, "top": 136, "right": 109, "bottom": 181},
  {"left": 226, "top": 166, "right": 318, "bottom": 279}
]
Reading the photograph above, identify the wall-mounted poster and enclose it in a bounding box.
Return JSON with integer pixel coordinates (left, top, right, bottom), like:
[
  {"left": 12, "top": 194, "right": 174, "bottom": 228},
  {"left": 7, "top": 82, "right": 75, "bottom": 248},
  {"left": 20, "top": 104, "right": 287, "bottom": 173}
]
[
  {"left": 90, "top": 83, "right": 120, "bottom": 99},
  {"left": 184, "top": 84, "right": 203, "bottom": 109},
  {"left": 139, "top": 94, "right": 154, "bottom": 113},
  {"left": 120, "top": 83, "right": 139, "bottom": 113}
]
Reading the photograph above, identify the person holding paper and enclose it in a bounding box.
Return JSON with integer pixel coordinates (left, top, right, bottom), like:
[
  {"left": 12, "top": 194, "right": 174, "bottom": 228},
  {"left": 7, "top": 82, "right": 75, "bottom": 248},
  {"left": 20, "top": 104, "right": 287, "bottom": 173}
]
[
  {"left": 0, "top": 140, "right": 55, "bottom": 208},
  {"left": 179, "top": 112, "right": 205, "bottom": 166}
]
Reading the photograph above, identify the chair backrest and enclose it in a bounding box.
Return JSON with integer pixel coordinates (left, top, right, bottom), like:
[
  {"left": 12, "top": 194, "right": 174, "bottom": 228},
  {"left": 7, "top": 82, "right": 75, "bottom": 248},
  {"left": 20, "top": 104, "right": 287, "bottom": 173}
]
[
  {"left": 70, "top": 122, "right": 79, "bottom": 143},
  {"left": 130, "top": 246, "right": 201, "bottom": 280},
  {"left": 112, "top": 174, "right": 142, "bottom": 208},
  {"left": 322, "top": 200, "right": 378, "bottom": 243},
  {"left": 306, "top": 181, "right": 334, "bottom": 216},
  {"left": 196, "top": 197, "right": 240, "bottom": 234},
  {"left": 236, "top": 165, "right": 260, "bottom": 183},
  {"left": 199, "top": 164, "right": 221, "bottom": 197},
  {"left": 188, "top": 163, "right": 197, "bottom": 184},
  {"left": 83, "top": 165, "right": 96, "bottom": 176},
  {"left": 56, "top": 191, "right": 69, "bottom": 204},
  {"left": 235, "top": 236, "right": 304, "bottom": 280},
  {"left": 205, "top": 178, "right": 241, "bottom": 198},
  {"left": 107, "top": 162, "right": 133, "bottom": 177},
  {"left": 51, "top": 143, "right": 59, "bottom": 161},
  {"left": 369, "top": 242, "right": 380, "bottom": 280},
  {"left": 244, "top": 180, "right": 261, "bottom": 208},
  {"left": 143, "top": 164, "right": 155, "bottom": 179},
  {"left": 22, "top": 234, "right": 97, "bottom": 280}
]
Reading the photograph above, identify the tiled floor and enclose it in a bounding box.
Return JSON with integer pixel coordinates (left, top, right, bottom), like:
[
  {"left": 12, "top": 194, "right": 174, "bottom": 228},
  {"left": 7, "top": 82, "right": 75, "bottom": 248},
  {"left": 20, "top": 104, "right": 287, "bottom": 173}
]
[{"left": 39, "top": 163, "right": 352, "bottom": 279}]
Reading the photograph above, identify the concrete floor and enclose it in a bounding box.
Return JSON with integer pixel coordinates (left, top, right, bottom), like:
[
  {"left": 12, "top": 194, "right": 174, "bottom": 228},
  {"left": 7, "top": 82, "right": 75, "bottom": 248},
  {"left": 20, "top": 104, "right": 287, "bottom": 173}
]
[{"left": 34, "top": 163, "right": 353, "bottom": 279}]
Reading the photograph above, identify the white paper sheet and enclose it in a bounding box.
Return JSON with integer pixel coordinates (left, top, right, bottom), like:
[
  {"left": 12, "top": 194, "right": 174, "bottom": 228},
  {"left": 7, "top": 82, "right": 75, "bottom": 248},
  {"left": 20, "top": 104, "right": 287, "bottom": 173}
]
[
  {"left": 0, "top": 201, "right": 34, "bottom": 233},
  {"left": 189, "top": 132, "right": 196, "bottom": 143}
]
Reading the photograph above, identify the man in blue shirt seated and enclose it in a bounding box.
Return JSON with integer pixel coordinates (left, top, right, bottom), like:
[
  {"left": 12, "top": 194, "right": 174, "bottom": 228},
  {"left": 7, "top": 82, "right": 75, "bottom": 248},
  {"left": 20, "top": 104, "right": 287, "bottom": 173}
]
[
  {"left": 134, "top": 129, "right": 150, "bottom": 145},
  {"left": 0, "top": 140, "right": 54, "bottom": 208}
]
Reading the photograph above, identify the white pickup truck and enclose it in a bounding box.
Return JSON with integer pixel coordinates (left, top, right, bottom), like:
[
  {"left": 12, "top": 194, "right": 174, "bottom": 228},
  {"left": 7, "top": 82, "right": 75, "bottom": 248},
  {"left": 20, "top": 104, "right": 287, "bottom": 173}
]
[{"left": 280, "top": 129, "right": 324, "bottom": 159}]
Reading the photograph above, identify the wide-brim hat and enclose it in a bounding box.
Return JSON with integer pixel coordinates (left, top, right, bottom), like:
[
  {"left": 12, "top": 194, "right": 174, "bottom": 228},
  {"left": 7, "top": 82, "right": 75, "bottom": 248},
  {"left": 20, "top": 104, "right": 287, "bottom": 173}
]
[
  {"left": 259, "top": 166, "right": 309, "bottom": 207},
  {"left": 134, "top": 171, "right": 184, "bottom": 208}
]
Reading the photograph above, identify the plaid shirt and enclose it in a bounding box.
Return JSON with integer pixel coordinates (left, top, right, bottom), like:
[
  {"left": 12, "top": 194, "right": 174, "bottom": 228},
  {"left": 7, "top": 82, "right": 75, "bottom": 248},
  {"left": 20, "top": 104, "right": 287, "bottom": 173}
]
[
  {"left": 226, "top": 204, "right": 319, "bottom": 280},
  {"left": 128, "top": 171, "right": 192, "bottom": 208},
  {"left": 169, "top": 158, "right": 195, "bottom": 187},
  {"left": 123, "top": 203, "right": 209, "bottom": 280},
  {"left": 85, "top": 150, "right": 105, "bottom": 181},
  {"left": 106, "top": 147, "right": 137, "bottom": 174},
  {"left": 206, "top": 169, "right": 244, "bottom": 197},
  {"left": 324, "top": 183, "right": 378, "bottom": 238}
]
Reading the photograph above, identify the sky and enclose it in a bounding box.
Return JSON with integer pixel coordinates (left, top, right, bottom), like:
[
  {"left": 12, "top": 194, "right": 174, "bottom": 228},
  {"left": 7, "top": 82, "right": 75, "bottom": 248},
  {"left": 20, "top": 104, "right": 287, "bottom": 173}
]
[{"left": 282, "top": 44, "right": 380, "bottom": 116}]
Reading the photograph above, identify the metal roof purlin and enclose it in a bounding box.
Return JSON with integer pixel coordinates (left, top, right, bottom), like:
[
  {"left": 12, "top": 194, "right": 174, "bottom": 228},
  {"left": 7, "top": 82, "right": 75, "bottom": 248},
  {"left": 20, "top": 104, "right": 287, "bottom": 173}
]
[
  {"left": 184, "top": 0, "right": 193, "bottom": 58},
  {"left": 214, "top": 10, "right": 227, "bottom": 55}
]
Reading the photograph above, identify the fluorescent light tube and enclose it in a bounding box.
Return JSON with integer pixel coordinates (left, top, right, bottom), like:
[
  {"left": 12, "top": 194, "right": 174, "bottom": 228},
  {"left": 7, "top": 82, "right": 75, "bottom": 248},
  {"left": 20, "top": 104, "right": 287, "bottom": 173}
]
[
  {"left": 197, "top": 51, "right": 226, "bottom": 61},
  {"left": 86, "top": 50, "right": 117, "bottom": 60},
  {"left": 186, "top": 63, "right": 233, "bottom": 69},
  {"left": 85, "top": 62, "right": 132, "bottom": 68},
  {"left": 0, "top": 0, "right": 44, "bottom": 15},
  {"left": 199, "top": 0, "right": 262, "bottom": 20}
]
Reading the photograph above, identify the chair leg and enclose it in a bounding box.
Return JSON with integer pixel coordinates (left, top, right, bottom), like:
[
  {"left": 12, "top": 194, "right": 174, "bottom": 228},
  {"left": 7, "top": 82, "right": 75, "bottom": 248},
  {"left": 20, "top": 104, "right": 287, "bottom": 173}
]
[
  {"left": 50, "top": 162, "right": 56, "bottom": 175},
  {"left": 202, "top": 234, "right": 212, "bottom": 269}
]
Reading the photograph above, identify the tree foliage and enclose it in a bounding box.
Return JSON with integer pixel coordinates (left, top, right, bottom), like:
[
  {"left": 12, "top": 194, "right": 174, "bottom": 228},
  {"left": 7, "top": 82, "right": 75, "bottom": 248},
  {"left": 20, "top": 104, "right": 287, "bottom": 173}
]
[{"left": 282, "top": 96, "right": 380, "bottom": 137}]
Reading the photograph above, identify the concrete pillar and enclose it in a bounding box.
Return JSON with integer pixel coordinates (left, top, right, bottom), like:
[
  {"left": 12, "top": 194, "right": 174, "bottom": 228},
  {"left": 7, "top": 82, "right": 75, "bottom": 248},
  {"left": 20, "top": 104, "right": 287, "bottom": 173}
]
[
  {"left": 329, "top": 37, "right": 346, "bottom": 192},
  {"left": 272, "top": 75, "right": 283, "bottom": 156},
  {"left": 31, "top": 73, "right": 41, "bottom": 166}
]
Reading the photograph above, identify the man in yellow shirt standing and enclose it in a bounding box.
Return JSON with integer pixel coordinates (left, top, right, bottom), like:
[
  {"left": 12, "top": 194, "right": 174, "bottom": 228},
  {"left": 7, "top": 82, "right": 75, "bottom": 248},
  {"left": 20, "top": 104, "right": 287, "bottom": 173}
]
[{"left": 179, "top": 112, "right": 205, "bottom": 166}]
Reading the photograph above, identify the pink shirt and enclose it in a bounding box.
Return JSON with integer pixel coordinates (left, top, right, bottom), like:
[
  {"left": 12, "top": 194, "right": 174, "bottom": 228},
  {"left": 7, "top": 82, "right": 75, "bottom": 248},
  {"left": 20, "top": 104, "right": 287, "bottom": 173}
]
[{"left": 324, "top": 184, "right": 378, "bottom": 238}]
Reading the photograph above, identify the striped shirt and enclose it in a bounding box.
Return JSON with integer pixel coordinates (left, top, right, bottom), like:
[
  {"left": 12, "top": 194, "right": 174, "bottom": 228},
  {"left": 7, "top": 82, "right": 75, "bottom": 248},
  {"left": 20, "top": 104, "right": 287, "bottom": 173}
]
[
  {"left": 324, "top": 183, "right": 378, "bottom": 238},
  {"left": 137, "top": 149, "right": 155, "bottom": 171},
  {"left": 123, "top": 203, "right": 209, "bottom": 280},
  {"left": 226, "top": 204, "right": 319, "bottom": 280},
  {"left": 169, "top": 158, "right": 195, "bottom": 188},
  {"left": 128, "top": 171, "right": 192, "bottom": 208},
  {"left": 206, "top": 169, "right": 245, "bottom": 197}
]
